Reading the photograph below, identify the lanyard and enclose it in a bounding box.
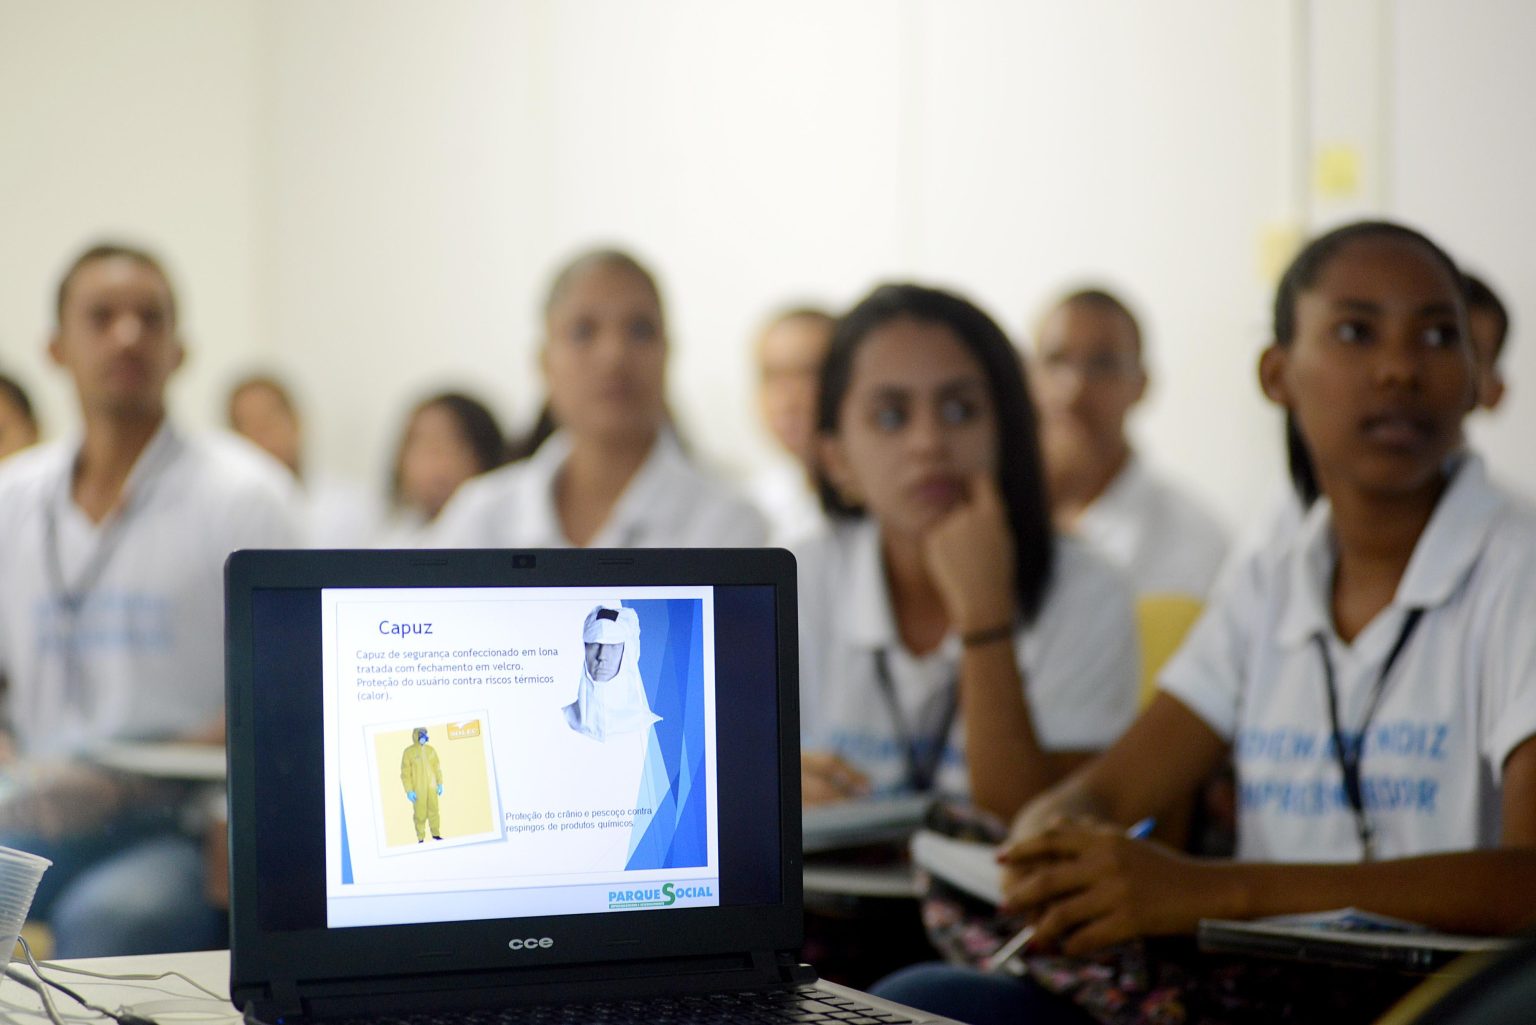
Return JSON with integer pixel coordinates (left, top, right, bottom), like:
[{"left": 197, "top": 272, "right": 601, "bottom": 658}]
[
  {"left": 1312, "top": 607, "right": 1425, "bottom": 861},
  {"left": 871, "top": 649, "right": 959, "bottom": 794},
  {"left": 42, "top": 433, "right": 178, "bottom": 711}
]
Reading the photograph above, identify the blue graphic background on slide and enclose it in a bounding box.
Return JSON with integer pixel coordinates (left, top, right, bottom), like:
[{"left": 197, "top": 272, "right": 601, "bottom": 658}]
[
  {"left": 340, "top": 791, "right": 354, "bottom": 883},
  {"left": 624, "top": 598, "right": 708, "bottom": 871}
]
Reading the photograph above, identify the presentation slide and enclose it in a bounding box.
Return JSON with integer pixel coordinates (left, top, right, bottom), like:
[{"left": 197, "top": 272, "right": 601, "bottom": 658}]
[{"left": 320, "top": 586, "right": 719, "bottom": 928}]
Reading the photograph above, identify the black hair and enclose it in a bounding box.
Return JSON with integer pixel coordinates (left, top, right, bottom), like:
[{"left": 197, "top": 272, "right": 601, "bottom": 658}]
[
  {"left": 56, "top": 242, "right": 178, "bottom": 328},
  {"left": 1464, "top": 272, "right": 1511, "bottom": 362},
  {"left": 1270, "top": 220, "right": 1466, "bottom": 507},
  {"left": 542, "top": 247, "right": 665, "bottom": 325},
  {"left": 390, "top": 391, "right": 509, "bottom": 507},
  {"left": 1053, "top": 287, "right": 1143, "bottom": 355},
  {"left": 814, "top": 283, "right": 1055, "bottom": 624},
  {"left": 0, "top": 372, "right": 37, "bottom": 428}
]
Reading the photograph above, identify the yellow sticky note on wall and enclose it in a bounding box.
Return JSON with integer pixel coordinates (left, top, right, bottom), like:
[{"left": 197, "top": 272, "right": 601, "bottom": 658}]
[
  {"left": 1315, "top": 144, "right": 1362, "bottom": 199},
  {"left": 1259, "top": 222, "right": 1303, "bottom": 285}
]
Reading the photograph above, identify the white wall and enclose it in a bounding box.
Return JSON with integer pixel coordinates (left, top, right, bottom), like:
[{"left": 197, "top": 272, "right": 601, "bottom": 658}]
[
  {"left": 3, "top": 1, "right": 1530, "bottom": 528},
  {"left": 257, "top": 0, "right": 1295, "bottom": 526},
  {"left": 0, "top": 0, "right": 263, "bottom": 438},
  {"left": 1391, "top": 2, "right": 1536, "bottom": 498},
  {"left": 904, "top": 1, "right": 1293, "bottom": 526}
]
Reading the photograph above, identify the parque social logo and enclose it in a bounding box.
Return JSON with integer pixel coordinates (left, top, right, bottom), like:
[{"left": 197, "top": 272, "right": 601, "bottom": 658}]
[{"left": 607, "top": 882, "right": 715, "bottom": 910}]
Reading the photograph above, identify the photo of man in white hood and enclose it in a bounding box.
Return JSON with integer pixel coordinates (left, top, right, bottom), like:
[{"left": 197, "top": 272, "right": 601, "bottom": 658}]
[{"left": 564, "top": 602, "right": 661, "bottom": 741}]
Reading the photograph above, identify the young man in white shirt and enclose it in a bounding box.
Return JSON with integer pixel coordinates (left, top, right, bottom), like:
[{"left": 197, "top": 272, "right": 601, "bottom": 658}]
[
  {"left": 0, "top": 243, "right": 299, "bottom": 956},
  {"left": 1030, "top": 289, "right": 1227, "bottom": 600}
]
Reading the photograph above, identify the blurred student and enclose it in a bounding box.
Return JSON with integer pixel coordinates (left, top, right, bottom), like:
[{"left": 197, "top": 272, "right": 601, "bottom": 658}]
[
  {"left": 1031, "top": 289, "right": 1226, "bottom": 599},
  {"left": 228, "top": 373, "right": 381, "bottom": 546},
  {"left": 748, "top": 306, "right": 836, "bottom": 546},
  {"left": 796, "top": 283, "right": 1138, "bottom": 822},
  {"left": 1464, "top": 271, "right": 1511, "bottom": 411},
  {"left": 875, "top": 222, "right": 1536, "bottom": 1025},
  {"left": 0, "top": 371, "right": 40, "bottom": 460},
  {"left": 378, "top": 391, "right": 507, "bottom": 547},
  {"left": 0, "top": 243, "right": 298, "bottom": 956},
  {"left": 432, "top": 248, "right": 766, "bottom": 548}
]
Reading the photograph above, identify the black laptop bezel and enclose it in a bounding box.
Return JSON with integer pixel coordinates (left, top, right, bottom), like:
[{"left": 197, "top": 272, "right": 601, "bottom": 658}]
[{"left": 226, "top": 547, "right": 803, "bottom": 1009}]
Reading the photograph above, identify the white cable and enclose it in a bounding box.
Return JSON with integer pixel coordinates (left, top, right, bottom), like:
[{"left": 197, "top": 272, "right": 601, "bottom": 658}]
[
  {"left": 3, "top": 967, "right": 70, "bottom": 1025},
  {"left": 9, "top": 939, "right": 234, "bottom": 1025},
  {"left": 0, "top": 991, "right": 100, "bottom": 1024},
  {"left": 0, "top": 991, "right": 99, "bottom": 1023},
  {"left": 24, "top": 946, "right": 226, "bottom": 1005},
  {"left": 31, "top": 966, "right": 225, "bottom": 1006},
  {"left": 108, "top": 999, "right": 232, "bottom": 1018}
]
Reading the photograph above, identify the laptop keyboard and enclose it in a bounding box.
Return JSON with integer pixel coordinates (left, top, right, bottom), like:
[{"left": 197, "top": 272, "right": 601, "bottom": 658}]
[{"left": 332, "top": 985, "right": 916, "bottom": 1024}]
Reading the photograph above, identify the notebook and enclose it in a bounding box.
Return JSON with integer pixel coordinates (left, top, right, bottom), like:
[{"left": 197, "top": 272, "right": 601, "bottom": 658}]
[
  {"left": 225, "top": 547, "right": 961, "bottom": 1024},
  {"left": 1198, "top": 913, "right": 1514, "bottom": 975}
]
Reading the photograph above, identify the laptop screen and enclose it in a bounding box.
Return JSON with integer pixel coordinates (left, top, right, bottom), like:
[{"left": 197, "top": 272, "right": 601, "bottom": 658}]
[
  {"left": 228, "top": 549, "right": 800, "bottom": 996},
  {"left": 320, "top": 585, "right": 722, "bottom": 928}
]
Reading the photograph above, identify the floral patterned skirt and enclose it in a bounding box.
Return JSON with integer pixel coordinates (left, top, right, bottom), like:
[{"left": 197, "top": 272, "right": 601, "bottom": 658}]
[{"left": 917, "top": 804, "right": 1418, "bottom": 1025}]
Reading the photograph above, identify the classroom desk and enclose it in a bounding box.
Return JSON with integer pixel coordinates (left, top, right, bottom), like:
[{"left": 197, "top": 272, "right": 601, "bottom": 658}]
[
  {"left": 90, "top": 743, "right": 226, "bottom": 782},
  {"left": 800, "top": 795, "right": 929, "bottom": 902},
  {"left": 1, "top": 948, "right": 238, "bottom": 1025},
  {"left": 802, "top": 861, "right": 919, "bottom": 900},
  {"left": 87, "top": 741, "right": 231, "bottom": 911}
]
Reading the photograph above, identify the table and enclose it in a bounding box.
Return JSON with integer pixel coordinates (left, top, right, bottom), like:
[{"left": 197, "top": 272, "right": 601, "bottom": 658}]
[
  {"left": 90, "top": 743, "right": 226, "bottom": 782},
  {"left": 802, "top": 861, "right": 918, "bottom": 900},
  {"left": 1, "top": 949, "right": 237, "bottom": 1025},
  {"left": 85, "top": 742, "right": 230, "bottom": 911}
]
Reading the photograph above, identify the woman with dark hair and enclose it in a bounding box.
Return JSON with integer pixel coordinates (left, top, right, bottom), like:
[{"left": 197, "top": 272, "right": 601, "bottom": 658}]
[
  {"left": 0, "top": 372, "right": 40, "bottom": 461},
  {"left": 873, "top": 222, "right": 1536, "bottom": 1025},
  {"left": 431, "top": 248, "right": 765, "bottom": 549},
  {"left": 795, "top": 283, "right": 1139, "bottom": 822},
  {"left": 378, "top": 391, "right": 507, "bottom": 546}
]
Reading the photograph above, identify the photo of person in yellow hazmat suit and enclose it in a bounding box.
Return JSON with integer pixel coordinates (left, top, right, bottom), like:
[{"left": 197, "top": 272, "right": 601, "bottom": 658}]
[
  {"left": 563, "top": 603, "right": 660, "bottom": 742},
  {"left": 400, "top": 726, "right": 444, "bottom": 842}
]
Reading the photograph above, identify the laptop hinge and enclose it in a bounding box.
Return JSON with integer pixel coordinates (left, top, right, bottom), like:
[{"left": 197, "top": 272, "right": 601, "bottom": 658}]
[
  {"left": 264, "top": 980, "right": 303, "bottom": 1022},
  {"left": 770, "top": 950, "right": 818, "bottom": 985}
]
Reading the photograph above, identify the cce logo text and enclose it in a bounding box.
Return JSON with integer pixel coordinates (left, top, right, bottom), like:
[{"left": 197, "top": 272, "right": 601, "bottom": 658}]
[{"left": 507, "top": 937, "right": 554, "bottom": 950}]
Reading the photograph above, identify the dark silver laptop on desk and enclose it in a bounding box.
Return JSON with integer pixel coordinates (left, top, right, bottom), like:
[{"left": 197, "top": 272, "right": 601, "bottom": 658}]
[{"left": 225, "top": 548, "right": 960, "bottom": 1025}]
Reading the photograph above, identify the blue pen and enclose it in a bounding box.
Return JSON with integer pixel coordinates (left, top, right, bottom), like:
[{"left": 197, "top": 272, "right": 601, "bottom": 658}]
[{"left": 984, "top": 816, "right": 1157, "bottom": 972}]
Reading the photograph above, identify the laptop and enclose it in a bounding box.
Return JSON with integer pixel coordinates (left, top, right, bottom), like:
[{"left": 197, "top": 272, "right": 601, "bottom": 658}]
[{"left": 225, "top": 548, "right": 962, "bottom": 1025}]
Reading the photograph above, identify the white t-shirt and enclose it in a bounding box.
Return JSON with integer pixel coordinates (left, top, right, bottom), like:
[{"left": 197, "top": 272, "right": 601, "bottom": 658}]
[
  {"left": 0, "top": 424, "right": 300, "bottom": 756},
  {"left": 1215, "top": 481, "right": 1305, "bottom": 596},
  {"left": 1073, "top": 455, "right": 1229, "bottom": 600},
  {"left": 794, "top": 520, "right": 1140, "bottom": 799},
  {"left": 745, "top": 455, "right": 827, "bottom": 548},
  {"left": 1161, "top": 454, "right": 1536, "bottom": 863},
  {"left": 300, "top": 471, "right": 383, "bottom": 548},
  {"left": 429, "top": 431, "right": 768, "bottom": 549},
  {"left": 371, "top": 508, "right": 433, "bottom": 549}
]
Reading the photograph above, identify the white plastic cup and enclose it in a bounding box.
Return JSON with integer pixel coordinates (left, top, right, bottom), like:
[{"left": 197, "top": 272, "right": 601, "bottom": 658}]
[{"left": 0, "top": 846, "right": 50, "bottom": 961}]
